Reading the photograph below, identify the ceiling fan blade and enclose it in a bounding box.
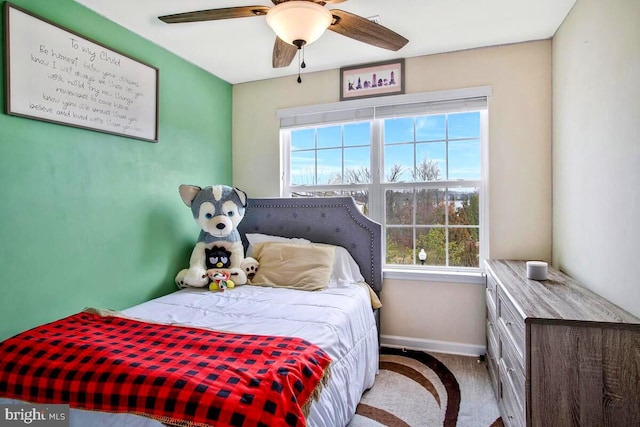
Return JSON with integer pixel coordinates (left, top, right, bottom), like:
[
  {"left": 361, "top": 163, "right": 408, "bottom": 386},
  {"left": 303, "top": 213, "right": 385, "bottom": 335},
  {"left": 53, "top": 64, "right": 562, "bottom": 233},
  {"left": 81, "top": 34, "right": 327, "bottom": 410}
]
[
  {"left": 328, "top": 10, "right": 408, "bottom": 51},
  {"left": 159, "top": 6, "right": 270, "bottom": 24},
  {"left": 272, "top": 37, "right": 298, "bottom": 68}
]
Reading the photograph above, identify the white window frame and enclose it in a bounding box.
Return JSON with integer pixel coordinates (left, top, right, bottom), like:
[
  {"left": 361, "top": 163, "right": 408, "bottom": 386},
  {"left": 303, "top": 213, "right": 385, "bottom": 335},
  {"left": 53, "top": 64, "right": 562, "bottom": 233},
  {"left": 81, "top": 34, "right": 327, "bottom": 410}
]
[{"left": 277, "top": 87, "right": 491, "bottom": 283}]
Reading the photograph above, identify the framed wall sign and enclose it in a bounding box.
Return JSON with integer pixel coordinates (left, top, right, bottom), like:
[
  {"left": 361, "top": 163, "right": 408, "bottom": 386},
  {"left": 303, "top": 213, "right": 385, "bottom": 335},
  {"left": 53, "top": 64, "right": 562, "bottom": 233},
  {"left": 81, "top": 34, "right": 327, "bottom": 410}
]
[
  {"left": 4, "top": 2, "right": 159, "bottom": 142},
  {"left": 340, "top": 59, "right": 405, "bottom": 101}
]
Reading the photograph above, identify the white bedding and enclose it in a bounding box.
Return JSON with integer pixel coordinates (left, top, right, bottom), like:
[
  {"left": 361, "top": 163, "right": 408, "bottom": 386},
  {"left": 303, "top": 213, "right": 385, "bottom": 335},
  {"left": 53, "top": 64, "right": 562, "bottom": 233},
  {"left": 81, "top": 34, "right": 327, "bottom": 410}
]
[{"left": 3, "top": 284, "right": 378, "bottom": 427}]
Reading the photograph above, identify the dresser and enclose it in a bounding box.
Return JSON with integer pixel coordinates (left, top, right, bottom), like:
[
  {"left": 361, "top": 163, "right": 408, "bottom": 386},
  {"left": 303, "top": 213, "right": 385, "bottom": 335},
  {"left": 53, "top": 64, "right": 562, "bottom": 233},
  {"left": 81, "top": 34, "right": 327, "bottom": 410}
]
[{"left": 485, "top": 259, "right": 640, "bottom": 427}]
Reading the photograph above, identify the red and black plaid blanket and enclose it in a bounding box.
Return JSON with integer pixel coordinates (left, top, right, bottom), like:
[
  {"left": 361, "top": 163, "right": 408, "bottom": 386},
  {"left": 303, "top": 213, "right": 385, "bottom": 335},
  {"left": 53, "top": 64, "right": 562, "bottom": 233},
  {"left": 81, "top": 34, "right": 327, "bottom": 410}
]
[{"left": 0, "top": 311, "right": 332, "bottom": 427}]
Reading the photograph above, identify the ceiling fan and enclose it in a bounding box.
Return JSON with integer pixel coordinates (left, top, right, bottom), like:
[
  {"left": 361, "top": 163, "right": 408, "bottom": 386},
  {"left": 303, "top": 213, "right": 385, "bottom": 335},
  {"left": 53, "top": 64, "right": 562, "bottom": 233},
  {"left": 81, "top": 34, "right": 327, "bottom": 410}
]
[{"left": 158, "top": 0, "right": 409, "bottom": 70}]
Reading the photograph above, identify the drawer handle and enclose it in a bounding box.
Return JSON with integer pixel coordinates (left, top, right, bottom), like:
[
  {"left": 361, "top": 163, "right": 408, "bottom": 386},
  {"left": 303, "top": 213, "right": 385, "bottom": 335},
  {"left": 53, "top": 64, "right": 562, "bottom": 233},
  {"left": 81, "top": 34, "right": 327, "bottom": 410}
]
[
  {"left": 508, "top": 367, "right": 515, "bottom": 374},
  {"left": 505, "top": 321, "right": 513, "bottom": 326}
]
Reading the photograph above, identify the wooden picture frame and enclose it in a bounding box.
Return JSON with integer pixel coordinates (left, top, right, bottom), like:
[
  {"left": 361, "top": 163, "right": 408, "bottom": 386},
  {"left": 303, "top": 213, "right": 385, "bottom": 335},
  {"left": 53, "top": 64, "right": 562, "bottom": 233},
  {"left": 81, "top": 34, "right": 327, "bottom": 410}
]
[
  {"left": 340, "top": 59, "right": 405, "bottom": 101},
  {"left": 3, "top": 2, "right": 159, "bottom": 142}
]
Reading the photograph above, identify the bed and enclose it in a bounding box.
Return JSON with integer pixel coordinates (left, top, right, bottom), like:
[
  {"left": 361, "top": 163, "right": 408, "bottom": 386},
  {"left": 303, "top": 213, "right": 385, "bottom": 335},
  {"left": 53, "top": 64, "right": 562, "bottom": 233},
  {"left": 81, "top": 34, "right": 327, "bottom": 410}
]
[{"left": 0, "top": 196, "right": 382, "bottom": 427}]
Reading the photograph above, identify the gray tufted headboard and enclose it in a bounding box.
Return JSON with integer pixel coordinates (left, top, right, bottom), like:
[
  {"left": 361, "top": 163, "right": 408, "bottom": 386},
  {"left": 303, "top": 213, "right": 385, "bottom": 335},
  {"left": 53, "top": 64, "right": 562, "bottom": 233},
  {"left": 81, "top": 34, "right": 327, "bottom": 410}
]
[{"left": 237, "top": 197, "right": 383, "bottom": 294}]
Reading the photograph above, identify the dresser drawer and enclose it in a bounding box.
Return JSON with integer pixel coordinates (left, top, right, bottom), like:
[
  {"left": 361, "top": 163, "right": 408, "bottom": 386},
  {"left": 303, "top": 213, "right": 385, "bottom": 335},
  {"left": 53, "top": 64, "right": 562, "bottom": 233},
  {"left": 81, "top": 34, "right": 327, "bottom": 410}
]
[
  {"left": 499, "top": 332, "right": 525, "bottom": 409},
  {"left": 486, "top": 273, "right": 498, "bottom": 309},
  {"left": 486, "top": 288, "right": 497, "bottom": 324},
  {"left": 486, "top": 319, "right": 499, "bottom": 395},
  {"left": 497, "top": 289, "right": 525, "bottom": 359},
  {"left": 487, "top": 318, "right": 498, "bottom": 356},
  {"left": 499, "top": 358, "right": 525, "bottom": 427}
]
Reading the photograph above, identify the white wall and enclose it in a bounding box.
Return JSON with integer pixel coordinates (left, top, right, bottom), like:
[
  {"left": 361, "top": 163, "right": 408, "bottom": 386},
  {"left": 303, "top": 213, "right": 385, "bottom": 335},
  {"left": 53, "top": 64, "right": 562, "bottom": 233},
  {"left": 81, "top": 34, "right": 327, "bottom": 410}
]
[
  {"left": 552, "top": 0, "right": 640, "bottom": 317},
  {"left": 233, "top": 41, "right": 552, "bottom": 353}
]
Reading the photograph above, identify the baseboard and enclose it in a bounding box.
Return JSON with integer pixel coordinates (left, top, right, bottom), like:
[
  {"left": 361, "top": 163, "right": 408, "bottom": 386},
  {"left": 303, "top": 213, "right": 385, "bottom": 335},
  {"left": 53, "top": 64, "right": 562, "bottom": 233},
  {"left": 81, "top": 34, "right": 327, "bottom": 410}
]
[{"left": 381, "top": 334, "right": 486, "bottom": 357}]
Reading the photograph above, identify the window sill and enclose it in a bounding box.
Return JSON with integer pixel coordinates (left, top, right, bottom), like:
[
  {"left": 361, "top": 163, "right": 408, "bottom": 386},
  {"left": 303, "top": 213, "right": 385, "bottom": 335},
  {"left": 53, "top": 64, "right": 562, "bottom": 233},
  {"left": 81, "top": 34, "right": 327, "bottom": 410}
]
[{"left": 383, "top": 268, "right": 485, "bottom": 285}]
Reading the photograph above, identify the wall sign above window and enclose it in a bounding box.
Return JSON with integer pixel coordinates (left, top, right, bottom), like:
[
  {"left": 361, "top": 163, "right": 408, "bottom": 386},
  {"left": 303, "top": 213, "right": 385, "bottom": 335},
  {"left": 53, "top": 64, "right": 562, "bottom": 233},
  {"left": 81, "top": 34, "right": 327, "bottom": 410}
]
[
  {"left": 340, "top": 59, "right": 405, "bottom": 101},
  {"left": 3, "top": 3, "right": 159, "bottom": 142}
]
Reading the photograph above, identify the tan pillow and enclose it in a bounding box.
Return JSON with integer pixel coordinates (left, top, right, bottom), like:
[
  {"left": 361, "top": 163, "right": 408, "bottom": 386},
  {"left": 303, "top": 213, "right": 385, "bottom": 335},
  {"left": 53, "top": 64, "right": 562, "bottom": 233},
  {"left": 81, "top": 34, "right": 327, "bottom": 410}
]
[{"left": 251, "top": 242, "right": 335, "bottom": 291}]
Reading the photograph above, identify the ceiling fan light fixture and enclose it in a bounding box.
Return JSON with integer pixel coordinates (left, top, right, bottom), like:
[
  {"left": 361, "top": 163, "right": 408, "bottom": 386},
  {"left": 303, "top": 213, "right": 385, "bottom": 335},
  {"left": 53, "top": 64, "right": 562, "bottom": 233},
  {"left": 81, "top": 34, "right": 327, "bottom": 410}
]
[{"left": 266, "top": 1, "right": 332, "bottom": 47}]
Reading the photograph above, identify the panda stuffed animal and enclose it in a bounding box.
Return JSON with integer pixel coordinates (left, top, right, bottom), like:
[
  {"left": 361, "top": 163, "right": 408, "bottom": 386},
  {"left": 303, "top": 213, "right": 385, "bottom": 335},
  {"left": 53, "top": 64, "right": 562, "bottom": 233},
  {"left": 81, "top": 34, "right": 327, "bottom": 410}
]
[{"left": 175, "top": 184, "right": 257, "bottom": 289}]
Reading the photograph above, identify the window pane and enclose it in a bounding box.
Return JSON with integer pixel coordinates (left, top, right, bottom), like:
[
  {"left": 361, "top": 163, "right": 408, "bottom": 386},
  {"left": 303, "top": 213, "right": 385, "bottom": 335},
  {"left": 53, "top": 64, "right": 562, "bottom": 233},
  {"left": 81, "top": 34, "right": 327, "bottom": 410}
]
[
  {"left": 343, "top": 190, "right": 369, "bottom": 215},
  {"left": 292, "top": 190, "right": 369, "bottom": 216},
  {"left": 317, "top": 125, "right": 342, "bottom": 149},
  {"left": 344, "top": 122, "right": 370, "bottom": 147},
  {"left": 448, "top": 187, "right": 480, "bottom": 226},
  {"left": 291, "top": 128, "right": 315, "bottom": 150},
  {"left": 384, "top": 117, "right": 414, "bottom": 144},
  {"left": 448, "top": 227, "right": 479, "bottom": 267},
  {"left": 292, "top": 189, "right": 341, "bottom": 197},
  {"left": 415, "top": 142, "right": 446, "bottom": 181},
  {"left": 416, "top": 188, "right": 446, "bottom": 225},
  {"left": 344, "top": 147, "right": 371, "bottom": 184},
  {"left": 290, "top": 151, "right": 316, "bottom": 185},
  {"left": 416, "top": 115, "right": 446, "bottom": 141},
  {"left": 448, "top": 139, "right": 480, "bottom": 180},
  {"left": 416, "top": 228, "right": 447, "bottom": 266},
  {"left": 386, "top": 227, "right": 413, "bottom": 265},
  {"left": 386, "top": 189, "right": 414, "bottom": 225},
  {"left": 448, "top": 112, "right": 480, "bottom": 139},
  {"left": 317, "top": 148, "right": 342, "bottom": 184},
  {"left": 384, "top": 144, "right": 413, "bottom": 182}
]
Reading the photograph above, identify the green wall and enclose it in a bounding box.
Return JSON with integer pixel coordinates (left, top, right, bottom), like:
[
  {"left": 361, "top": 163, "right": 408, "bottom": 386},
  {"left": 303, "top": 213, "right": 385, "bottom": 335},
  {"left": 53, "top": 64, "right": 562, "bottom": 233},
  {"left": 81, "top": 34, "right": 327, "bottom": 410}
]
[{"left": 0, "top": 0, "right": 233, "bottom": 340}]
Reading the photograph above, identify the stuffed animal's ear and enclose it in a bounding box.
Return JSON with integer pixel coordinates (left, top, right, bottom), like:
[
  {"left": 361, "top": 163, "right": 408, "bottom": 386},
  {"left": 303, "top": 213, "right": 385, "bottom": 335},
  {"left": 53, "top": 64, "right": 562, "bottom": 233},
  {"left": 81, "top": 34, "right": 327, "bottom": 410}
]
[
  {"left": 234, "top": 187, "right": 248, "bottom": 207},
  {"left": 179, "top": 185, "right": 202, "bottom": 207}
]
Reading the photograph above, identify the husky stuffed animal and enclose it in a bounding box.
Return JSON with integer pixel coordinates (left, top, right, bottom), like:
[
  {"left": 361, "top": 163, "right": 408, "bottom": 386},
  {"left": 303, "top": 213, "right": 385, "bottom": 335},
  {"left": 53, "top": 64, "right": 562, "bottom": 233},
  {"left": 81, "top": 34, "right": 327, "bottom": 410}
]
[{"left": 175, "top": 184, "right": 255, "bottom": 288}]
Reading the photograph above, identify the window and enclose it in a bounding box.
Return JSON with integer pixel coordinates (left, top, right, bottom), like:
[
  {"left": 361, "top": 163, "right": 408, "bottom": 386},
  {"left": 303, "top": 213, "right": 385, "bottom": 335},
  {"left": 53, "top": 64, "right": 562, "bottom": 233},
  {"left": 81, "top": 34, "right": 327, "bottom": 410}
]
[
  {"left": 287, "top": 122, "right": 372, "bottom": 214},
  {"left": 280, "top": 88, "right": 489, "bottom": 273}
]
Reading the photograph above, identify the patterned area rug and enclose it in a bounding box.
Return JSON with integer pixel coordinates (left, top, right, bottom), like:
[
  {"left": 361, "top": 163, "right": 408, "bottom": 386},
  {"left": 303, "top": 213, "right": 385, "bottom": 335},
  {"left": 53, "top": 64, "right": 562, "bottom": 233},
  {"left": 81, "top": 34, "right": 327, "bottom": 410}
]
[{"left": 347, "top": 347, "right": 504, "bottom": 427}]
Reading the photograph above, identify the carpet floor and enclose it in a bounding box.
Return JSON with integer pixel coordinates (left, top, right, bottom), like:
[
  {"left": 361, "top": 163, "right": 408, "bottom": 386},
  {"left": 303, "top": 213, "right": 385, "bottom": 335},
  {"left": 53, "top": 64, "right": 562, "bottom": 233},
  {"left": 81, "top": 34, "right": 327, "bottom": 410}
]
[{"left": 347, "top": 347, "right": 503, "bottom": 427}]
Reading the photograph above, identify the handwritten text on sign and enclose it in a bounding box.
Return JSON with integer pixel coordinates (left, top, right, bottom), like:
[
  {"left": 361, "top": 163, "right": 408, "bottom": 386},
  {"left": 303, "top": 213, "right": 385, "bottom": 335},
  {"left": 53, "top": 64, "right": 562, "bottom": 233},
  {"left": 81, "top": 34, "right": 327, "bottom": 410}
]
[{"left": 6, "top": 4, "right": 158, "bottom": 142}]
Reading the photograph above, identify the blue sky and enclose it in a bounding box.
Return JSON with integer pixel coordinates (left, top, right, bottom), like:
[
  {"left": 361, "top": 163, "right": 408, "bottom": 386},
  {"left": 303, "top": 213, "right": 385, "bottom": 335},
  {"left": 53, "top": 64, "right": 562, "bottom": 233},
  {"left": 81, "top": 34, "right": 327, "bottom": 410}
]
[{"left": 290, "top": 111, "right": 481, "bottom": 185}]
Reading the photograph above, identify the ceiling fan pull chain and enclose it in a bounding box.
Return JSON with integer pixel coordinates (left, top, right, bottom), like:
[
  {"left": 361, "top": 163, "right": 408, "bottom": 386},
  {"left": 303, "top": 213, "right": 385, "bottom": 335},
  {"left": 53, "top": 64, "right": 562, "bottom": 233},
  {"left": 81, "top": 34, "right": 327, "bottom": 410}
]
[
  {"left": 296, "top": 45, "right": 307, "bottom": 83},
  {"left": 297, "top": 49, "right": 302, "bottom": 83}
]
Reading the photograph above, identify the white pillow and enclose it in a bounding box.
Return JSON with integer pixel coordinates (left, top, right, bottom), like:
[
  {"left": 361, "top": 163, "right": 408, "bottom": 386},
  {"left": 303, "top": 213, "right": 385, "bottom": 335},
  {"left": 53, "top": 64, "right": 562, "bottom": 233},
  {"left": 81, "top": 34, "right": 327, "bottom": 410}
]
[
  {"left": 244, "top": 233, "right": 364, "bottom": 286},
  {"left": 330, "top": 246, "right": 365, "bottom": 286}
]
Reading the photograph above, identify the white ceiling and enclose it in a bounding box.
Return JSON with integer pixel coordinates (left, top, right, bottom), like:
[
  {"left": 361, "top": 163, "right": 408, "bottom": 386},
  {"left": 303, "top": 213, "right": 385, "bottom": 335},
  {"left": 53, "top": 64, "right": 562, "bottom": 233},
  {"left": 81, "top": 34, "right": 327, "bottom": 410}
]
[{"left": 73, "top": 0, "right": 576, "bottom": 85}]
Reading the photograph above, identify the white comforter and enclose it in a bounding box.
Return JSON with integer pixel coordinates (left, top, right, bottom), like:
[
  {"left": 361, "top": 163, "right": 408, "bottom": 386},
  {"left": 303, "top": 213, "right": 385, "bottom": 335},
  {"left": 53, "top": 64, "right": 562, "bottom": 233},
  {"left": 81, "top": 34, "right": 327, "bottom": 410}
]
[{"left": 2, "top": 284, "right": 378, "bottom": 427}]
